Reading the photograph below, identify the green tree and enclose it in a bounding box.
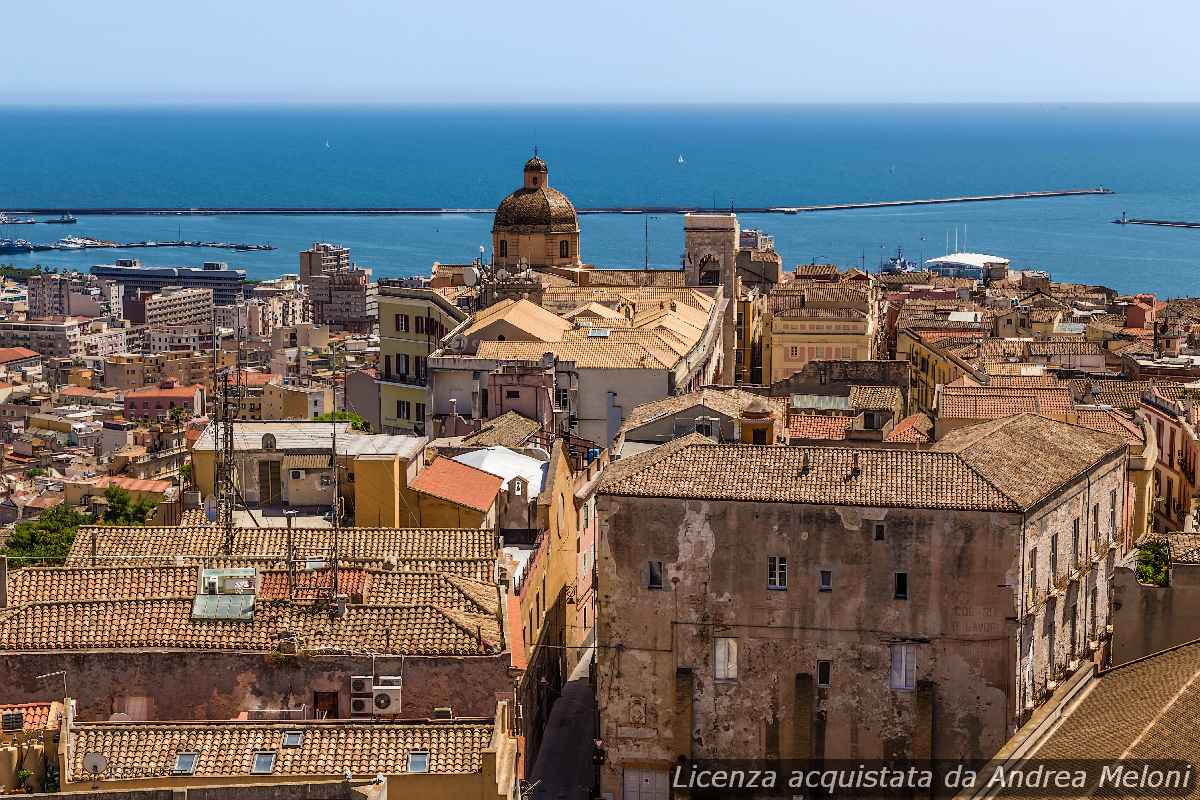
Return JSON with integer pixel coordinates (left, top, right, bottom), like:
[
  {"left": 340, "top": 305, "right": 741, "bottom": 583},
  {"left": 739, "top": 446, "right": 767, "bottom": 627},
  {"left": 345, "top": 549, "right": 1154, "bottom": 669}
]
[
  {"left": 169, "top": 404, "right": 191, "bottom": 430},
  {"left": 314, "top": 410, "right": 369, "bottom": 431},
  {"left": 180, "top": 462, "right": 193, "bottom": 486},
  {"left": 24, "top": 467, "right": 45, "bottom": 478},
  {"left": 100, "top": 486, "right": 157, "bottom": 526},
  {"left": 1, "top": 504, "right": 92, "bottom": 566},
  {"left": 1136, "top": 538, "right": 1170, "bottom": 587}
]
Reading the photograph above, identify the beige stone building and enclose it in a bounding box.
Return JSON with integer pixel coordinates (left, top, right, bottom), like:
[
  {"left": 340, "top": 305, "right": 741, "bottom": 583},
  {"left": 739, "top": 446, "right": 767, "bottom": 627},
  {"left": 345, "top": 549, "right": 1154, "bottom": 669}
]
[
  {"left": 492, "top": 154, "right": 581, "bottom": 270},
  {"left": 299, "top": 242, "right": 378, "bottom": 334},
  {"left": 143, "top": 286, "right": 214, "bottom": 327},
  {"left": 593, "top": 414, "right": 1127, "bottom": 796},
  {"left": 764, "top": 283, "right": 878, "bottom": 383}
]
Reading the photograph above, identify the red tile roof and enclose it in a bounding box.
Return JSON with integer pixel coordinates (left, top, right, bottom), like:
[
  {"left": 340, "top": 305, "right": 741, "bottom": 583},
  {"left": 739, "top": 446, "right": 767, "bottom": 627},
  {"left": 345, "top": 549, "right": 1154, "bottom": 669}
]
[
  {"left": 125, "top": 383, "right": 202, "bottom": 399},
  {"left": 787, "top": 414, "right": 851, "bottom": 441},
  {"left": 410, "top": 458, "right": 503, "bottom": 513},
  {"left": 0, "top": 347, "right": 40, "bottom": 363},
  {"left": 92, "top": 476, "right": 173, "bottom": 495},
  {"left": 886, "top": 413, "right": 934, "bottom": 444},
  {"left": 0, "top": 702, "right": 59, "bottom": 731}
]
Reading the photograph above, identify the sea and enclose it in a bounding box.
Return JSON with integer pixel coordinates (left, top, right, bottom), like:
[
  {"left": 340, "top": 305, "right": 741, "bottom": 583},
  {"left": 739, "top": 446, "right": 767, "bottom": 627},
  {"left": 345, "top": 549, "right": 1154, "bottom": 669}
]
[{"left": 1, "top": 104, "right": 1199, "bottom": 296}]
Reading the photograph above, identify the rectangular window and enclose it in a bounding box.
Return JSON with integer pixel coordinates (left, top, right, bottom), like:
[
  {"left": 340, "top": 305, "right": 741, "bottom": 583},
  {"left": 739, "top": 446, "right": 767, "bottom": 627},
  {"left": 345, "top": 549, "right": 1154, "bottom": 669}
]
[
  {"left": 647, "top": 561, "right": 664, "bottom": 590},
  {"left": 819, "top": 569, "right": 832, "bottom": 592},
  {"left": 1072, "top": 527, "right": 1080, "bottom": 568},
  {"left": 715, "top": 637, "right": 738, "bottom": 681},
  {"left": 407, "top": 750, "right": 430, "bottom": 773},
  {"left": 505, "top": 389, "right": 520, "bottom": 399},
  {"left": 768, "top": 556, "right": 787, "bottom": 590},
  {"left": 890, "top": 644, "right": 916, "bottom": 690},
  {"left": 251, "top": 751, "right": 276, "bottom": 775},
  {"left": 1093, "top": 503, "right": 1101, "bottom": 544},
  {"left": 415, "top": 402, "right": 426, "bottom": 425},
  {"left": 1109, "top": 489, "right": 1117, "bottom": 534},
  {"left": 817, "top": 660, "right": 832, "bottom": 688},
  {"left": 1028, "top": 548, "right": 1037, "bottom": 594},
  {"left": 398, "top": 400, "right": 411, "bottom": 420},
  {"left": 894, "top": 572, "right": 908, "bottom": 600},
  {"left": 173, "top": 752, "right": 199, "bottom": 775},
  {"left": 396, "top": 314, "right": 409, "bottom": 333},
  {"left": 873, "top": 523, "right": 886, "bottom": 541},
  {"left": 1050, "top": 533, "right": 1058, "bottom": 578},
  {"left": 415, "top": 316, "right": 425, "bottom": 334}
]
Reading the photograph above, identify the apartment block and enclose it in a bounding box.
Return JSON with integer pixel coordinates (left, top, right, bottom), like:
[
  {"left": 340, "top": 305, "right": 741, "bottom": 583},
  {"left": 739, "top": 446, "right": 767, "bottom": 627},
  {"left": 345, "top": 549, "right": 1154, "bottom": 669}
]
[
  {"left": 262, "top": 379, "right": 332, "bottom": 420},
  {"left": 0, "top": 317, "right": 85, "bottom": 358},
  {"left": 299, "top": 243, "right": 378, "bottom": 334},
  {"left": 378, "top": 281, "right": 467, "bottom": 435}
]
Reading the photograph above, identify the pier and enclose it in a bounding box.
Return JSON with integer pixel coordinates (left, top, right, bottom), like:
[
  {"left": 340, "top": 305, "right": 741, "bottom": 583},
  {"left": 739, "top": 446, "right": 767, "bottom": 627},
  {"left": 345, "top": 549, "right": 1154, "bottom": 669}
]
[
  {"left": 1112, "top": 217, "right": 1200, "bottom": 230},
  {"left": 0, "top": 238, "right": 275, "bottom": 254},
  {"left": 4, "top": 188, "right": 1113, "bottom": 217}
]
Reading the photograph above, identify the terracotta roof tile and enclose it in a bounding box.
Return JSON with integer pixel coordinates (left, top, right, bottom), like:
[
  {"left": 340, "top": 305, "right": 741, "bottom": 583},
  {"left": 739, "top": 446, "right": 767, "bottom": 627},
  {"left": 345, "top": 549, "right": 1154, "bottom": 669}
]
[
  {"left": 885, "top": 413, "right": 933, "bottom": 444},
  {"left": 0, "top": 702, "right": 59, "bottom": 731},
  {"left": 65, "top": 526, "right": 496, "bottom": 567},
  {"left": 0, "top": 598, "right": 502, "bottom": 656},
  {"left": 848, "top": 385, "right": 901, "bottom": 412},
  {"left": 787, "top": 414, "right": 851, "bottom": 441},
  {"left": 7, "top": 566, "right": 198, "bottom": 605},
  {"left": 67, "top": 718, "right": 496, "bottom": 781},
  {"left": 410, "top": 458, "right": 502, "bottom": 513},
  {"left": 461, "top": 411, "right": 540, "bottom": 448}
]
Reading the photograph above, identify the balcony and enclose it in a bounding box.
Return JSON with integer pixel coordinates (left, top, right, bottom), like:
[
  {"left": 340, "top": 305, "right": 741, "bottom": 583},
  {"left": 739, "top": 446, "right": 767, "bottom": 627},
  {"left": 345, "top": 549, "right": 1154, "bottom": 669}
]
[{"left": 378, "top": 373, "right": 428, "bottom": 388}]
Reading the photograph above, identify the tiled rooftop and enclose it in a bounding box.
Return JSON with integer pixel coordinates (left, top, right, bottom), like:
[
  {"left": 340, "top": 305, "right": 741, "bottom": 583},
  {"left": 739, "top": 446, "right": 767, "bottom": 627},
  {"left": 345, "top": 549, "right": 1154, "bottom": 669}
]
[
  {"left": 885, "top": 413, "right": 933, "bottom": 444},
  {"left": 0, "top": 598, "right": 502, "bottom": 656},
  {"left": 848, "top": 385, "right": 901, "bottom": 412},
  {"left": 931, "top": 414, "right": 1126, "bottom": 510},
  {"left": 0, "top": 701, "right": 59, "bottom": 731},
  {"left": 460, "top": 411, "right": 540, "bottom": 448},
  {"left": 602, "top": 414, "right": 1124, "bottom": 513},
  {"left": 410, "top": 458, "right": 503, "bottom": 513},
  {"left": 787, "top": 414, "right": 851, "bottom": 441},
  {"left": 67, "top": 718, "right": 496, "bottom": 781},
  {"left": 1028, "top": 640, "right": 1200, "bottom": 767},
  {"left": 65, "top": 526, "right": 497, "bottom": 567},
  {"left": 6, "top": 566, "right": 199, "bottom": 605}
]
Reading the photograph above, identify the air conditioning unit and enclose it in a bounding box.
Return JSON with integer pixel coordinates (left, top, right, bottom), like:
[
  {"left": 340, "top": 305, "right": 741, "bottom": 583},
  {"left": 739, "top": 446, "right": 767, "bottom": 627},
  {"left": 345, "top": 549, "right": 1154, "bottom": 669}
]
[
  {"left": 350, "top": 697, "right": 371, "bottom": 716},
  {"left": 431, "top": 707, "right": 453, "bottom": 720},
  {"left": 349, "top": 675, "right": 373, "bottom": 695},
  {"left": 375, "top": 675, "right": 402, "bottom": 688},
  {"left": 372, "top": 687, "right": 403, "bottom": 715},
  {"left": 291, "top": 469, "right": 304, "bottom": 480}
]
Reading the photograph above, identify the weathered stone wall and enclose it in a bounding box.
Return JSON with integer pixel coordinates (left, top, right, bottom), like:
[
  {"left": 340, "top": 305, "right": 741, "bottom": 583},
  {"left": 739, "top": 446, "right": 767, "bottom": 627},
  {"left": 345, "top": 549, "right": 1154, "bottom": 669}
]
[
  {"left": 1017, "top": 455, "right": 1124, "bottom": 710},
  {"left": 0, "top": 651, "right": 510, "bottom": 722},
  {"left": 1110, "top": 562, "right": 1200, "bottom": 665},
  {"left": 595, "top": 494, "right": 1024, "bottom": 795}
]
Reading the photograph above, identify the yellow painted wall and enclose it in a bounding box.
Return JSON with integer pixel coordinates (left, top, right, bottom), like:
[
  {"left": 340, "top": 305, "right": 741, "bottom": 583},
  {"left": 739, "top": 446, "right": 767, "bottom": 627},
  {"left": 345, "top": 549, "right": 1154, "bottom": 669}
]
[
  {"left": 353, "top": 455, "right": 404, "bottom": 527},
  {"left": 518, "top": 441, "right": 579, "bottom": 658},
  {"left": 416, "top": 494, "right": 490, "bottom": 529},
  {"left": 192, "top": 449, "right": 216, "bottom": 497}
]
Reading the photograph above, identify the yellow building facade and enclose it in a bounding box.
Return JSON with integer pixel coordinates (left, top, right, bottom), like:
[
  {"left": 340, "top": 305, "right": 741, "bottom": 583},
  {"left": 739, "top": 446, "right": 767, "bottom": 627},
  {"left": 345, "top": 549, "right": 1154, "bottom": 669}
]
[{"left": 377, "top": 284, "right": 466, "bottom": 435}]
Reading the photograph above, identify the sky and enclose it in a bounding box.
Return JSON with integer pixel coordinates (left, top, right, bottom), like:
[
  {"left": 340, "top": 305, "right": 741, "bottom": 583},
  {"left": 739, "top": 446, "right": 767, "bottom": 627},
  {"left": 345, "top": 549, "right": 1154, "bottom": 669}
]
[{"left": 1, "top": 0, "right": 1197, "bottom": 105}]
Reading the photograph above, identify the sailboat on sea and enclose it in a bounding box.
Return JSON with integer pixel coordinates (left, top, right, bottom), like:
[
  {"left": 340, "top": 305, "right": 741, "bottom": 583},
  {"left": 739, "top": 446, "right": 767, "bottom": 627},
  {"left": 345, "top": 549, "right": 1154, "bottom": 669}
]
[{"left": 677, "top": 154, "right": 685, "bottom": 165}]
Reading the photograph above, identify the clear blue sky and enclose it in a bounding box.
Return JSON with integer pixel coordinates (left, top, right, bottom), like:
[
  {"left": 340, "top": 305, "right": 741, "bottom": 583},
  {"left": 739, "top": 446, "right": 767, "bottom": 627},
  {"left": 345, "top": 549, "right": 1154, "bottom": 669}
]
[{"left": 3, "top": 0, "right": 1196, "bottom": 104}]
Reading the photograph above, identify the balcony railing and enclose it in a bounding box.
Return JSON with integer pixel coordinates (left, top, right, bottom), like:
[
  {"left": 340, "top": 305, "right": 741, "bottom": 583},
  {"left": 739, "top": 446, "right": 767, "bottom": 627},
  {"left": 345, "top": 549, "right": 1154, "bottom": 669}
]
[{"left": 379, "top": 373, "right": 428, "bottom": 388}]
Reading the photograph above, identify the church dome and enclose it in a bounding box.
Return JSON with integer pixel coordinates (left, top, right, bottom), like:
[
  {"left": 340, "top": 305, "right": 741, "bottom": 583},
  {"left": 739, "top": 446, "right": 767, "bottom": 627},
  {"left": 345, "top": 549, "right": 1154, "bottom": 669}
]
[{"left": 493, "top": 156, "right": 579, "bottom": 234}]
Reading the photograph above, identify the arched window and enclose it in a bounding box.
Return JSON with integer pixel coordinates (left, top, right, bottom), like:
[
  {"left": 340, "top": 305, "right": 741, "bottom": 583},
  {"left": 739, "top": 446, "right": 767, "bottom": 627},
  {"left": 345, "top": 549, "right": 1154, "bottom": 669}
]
[
  {"left": 262, "top": 433, "right": 276, "bottom": 450},
  {"left": 532, "top": 177, "right": 540, "bottom": 187},
  {"left": 559, "top": 240, "right": 569, "bottom": 259},
  {"left": 498, "top": 240, "right": 508, "bottom": 258}
]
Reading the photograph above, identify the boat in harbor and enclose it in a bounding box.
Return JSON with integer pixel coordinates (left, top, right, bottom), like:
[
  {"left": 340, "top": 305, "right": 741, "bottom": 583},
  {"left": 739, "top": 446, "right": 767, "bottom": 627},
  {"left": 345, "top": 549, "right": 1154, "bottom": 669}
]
[
  {"left": 0, "top": 238, "right": 35, "bottom": 254},
  {"left": 881, "top": 246, "right": 922, "bottom": 273},
  {"left": 43, "top": 213, "right": 77, "bottom": 224},
  {"left": 0, "top": 214, "right": 36, "bottom": 225}
]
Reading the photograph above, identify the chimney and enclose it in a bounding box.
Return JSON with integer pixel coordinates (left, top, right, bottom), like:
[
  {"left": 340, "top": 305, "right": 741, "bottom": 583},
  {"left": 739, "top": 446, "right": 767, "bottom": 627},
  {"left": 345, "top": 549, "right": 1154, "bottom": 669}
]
[
  {"left": 850, "top": 452, "right": 861, "bottom": 478},
  {"left": 332, "top": 593, "right": 349, "bottom": 619}
]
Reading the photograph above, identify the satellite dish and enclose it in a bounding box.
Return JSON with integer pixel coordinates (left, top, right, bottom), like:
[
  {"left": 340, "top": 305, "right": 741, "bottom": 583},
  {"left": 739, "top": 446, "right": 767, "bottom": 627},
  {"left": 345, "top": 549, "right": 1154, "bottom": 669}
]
[
  {"left": 463, "top": 267, "right": 479, "bottom": 287},
  {"left": 84, "top": 752, "right": 108, "bottom": 776}
]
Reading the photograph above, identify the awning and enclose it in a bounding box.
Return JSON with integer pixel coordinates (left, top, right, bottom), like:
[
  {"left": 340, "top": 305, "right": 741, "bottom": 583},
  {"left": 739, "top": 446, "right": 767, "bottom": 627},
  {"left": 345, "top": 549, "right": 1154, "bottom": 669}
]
[{"left": 282, "top": 454, "right": 332, "bottom": 470}]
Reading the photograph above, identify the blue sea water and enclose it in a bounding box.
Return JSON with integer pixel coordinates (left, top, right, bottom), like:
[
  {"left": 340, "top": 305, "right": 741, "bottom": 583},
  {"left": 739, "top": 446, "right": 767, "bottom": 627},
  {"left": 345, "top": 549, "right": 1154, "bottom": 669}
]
[{"left": 1, "top": 105, "right": 1199, "bottom": 295}]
